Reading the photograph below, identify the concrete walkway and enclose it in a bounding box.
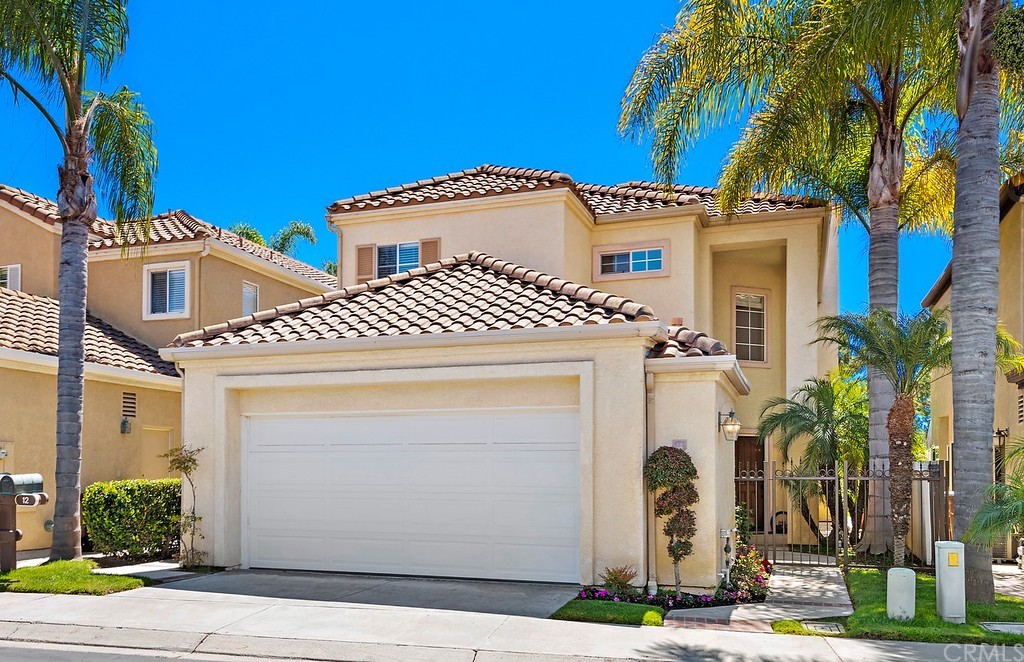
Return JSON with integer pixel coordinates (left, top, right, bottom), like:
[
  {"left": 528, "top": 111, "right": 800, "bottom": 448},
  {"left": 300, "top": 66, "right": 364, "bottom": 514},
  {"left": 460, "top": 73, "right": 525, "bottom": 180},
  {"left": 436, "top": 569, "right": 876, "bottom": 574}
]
[
  {"left": 0, "top": 571, "right": 958, "bottom": 661},
  {"left": 994, "top": 563, "right": 1024, "bottom": 600},
  {"left": 666, "top": 564, "right": 853, "bottom": 632}
]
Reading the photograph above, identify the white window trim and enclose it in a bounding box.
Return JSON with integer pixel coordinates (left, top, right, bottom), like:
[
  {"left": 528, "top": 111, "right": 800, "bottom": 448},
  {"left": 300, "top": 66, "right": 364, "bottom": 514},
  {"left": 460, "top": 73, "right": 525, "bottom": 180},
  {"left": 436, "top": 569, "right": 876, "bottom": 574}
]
[
  {"left": 242, "top": 280, "right": 260, "bottom": 316},
  {"left": 0, "top": 263, "right": 21, "bottom": 291},
  {"left": 376, "top": 241, "right": 420, "bottom": 278},
  {"left": 592, "top": 240, "right": 670, "bottom": 282},
  {"left": 732, "top": 286, "right": 771, "bottom": 368},
  {"left": 142, "top": 260, "right": 191, "bottom": 321}
]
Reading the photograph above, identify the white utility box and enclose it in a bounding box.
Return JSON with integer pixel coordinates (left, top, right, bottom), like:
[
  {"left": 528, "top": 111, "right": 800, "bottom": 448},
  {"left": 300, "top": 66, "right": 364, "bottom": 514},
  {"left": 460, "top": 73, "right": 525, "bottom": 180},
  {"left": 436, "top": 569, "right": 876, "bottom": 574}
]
[
  {"left": 886, "top": 567, "right": 916, "bottom": 620},
  {"left": 935, "top": 540, "right": 966, "bottom": 623}
]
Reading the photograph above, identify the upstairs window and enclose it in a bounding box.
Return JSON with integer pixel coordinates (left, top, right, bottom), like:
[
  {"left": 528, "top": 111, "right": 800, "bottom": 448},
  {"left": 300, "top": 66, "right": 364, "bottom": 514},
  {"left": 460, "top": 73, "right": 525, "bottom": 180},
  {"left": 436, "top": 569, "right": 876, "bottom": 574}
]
[
  {"left": 377, "top": 242, "right": 420, "bottom": 277},
  {"left": 144, "top": 262, "right": 189, "bottom": 319},
  {"left": 242, "top": 281, "right": 259, "bottom": 316},
  {"left": 0, "top": 264, "right": 21, "bottom": 291},
  {"left": 593, "top": 242, "right": 669, "bottom": 282},
  {"left": 734, "top": 290, "right": 767, "bottom": 364}
]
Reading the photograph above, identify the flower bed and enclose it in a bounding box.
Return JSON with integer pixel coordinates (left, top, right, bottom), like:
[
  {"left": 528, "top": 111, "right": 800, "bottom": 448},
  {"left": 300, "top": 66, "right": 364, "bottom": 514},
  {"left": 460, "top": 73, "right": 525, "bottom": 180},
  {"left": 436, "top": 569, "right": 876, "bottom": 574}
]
[{"left": 576, "top": 544, "right": 772, "bottom": 612}]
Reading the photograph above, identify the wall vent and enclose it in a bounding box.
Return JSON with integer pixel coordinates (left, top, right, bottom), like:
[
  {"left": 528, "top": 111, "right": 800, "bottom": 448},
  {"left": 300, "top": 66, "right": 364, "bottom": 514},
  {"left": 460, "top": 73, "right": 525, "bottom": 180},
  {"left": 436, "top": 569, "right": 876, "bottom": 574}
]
[
  {"left": 1018, "top": 391, "right": 1023, "bottom": 425},
  {"left": 122, "top": 392, "right": 137, "bottom": 418}
]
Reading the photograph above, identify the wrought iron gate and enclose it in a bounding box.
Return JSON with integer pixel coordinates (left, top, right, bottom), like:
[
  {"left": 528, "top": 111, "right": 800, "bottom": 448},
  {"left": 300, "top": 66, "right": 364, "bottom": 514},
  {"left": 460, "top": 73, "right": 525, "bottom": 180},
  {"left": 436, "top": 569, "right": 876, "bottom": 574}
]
[{"left": 735, "top": 460, "right": 949, "bottom": 568}]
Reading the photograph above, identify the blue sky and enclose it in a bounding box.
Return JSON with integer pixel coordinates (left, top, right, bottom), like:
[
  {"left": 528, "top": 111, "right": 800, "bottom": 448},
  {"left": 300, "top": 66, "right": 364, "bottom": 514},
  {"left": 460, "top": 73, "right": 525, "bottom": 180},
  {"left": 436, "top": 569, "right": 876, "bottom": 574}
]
[{"left": 0, "top": 1, "right": 950, "bottom": 311}]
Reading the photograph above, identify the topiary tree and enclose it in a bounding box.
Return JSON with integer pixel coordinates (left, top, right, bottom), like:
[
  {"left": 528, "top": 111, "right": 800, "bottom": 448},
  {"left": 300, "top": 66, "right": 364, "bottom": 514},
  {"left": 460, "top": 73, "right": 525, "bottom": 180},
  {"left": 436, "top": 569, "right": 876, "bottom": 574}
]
[{"left": 645, "top": 446, "right": 699, "bottom": 598}]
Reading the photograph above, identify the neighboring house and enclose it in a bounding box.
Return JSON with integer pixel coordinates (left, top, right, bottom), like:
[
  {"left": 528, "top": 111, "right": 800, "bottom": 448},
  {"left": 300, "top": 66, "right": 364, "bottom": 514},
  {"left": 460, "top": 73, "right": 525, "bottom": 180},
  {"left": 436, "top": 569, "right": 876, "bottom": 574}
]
[
  {"left": 923, "top": 174, "right": 1024, "bottom": 561},
  {"left": 0, "top": 184, "right": 336, "bottom": 550},
  {"left": 161, "top": 164, "right": 839, "bottom": 590}
]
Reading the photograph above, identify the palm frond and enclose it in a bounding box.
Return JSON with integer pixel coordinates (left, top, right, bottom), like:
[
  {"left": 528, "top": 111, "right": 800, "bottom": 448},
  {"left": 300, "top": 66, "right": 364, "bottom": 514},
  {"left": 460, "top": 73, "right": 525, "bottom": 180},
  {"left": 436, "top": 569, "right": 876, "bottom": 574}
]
[
  {"left": 229, "top": 223, "right": 266, "bottom": 246},
  {"left": 269, "top": 220, "right": 317, "bottom": 255}
]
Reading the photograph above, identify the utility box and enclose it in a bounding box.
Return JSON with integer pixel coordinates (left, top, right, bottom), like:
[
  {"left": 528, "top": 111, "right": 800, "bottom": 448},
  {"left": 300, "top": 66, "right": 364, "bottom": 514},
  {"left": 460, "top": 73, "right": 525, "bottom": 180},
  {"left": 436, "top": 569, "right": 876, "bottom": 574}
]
[
  {"left": 886, "top": 568, "right": 916, "bottom": 620},
  {"left": 935, "top": 540, "right": 966, "bottom": 623},
  {"left": 0, "top": 473, "right": 44, "bottom": 496}
]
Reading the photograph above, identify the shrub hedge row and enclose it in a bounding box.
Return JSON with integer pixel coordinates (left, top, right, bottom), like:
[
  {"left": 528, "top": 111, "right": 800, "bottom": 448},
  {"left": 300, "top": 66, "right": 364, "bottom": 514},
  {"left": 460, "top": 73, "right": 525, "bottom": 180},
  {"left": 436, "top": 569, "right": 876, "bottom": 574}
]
[{"left": 81, "top": 479, "right": 181, "bottom": 560}]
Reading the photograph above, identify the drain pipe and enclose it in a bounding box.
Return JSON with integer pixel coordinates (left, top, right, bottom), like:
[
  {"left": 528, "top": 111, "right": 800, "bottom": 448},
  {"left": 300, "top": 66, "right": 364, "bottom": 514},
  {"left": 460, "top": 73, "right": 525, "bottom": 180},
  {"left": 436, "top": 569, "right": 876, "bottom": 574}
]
[{"left": 645, "top": 372, "right": 658, "bottom": 595}]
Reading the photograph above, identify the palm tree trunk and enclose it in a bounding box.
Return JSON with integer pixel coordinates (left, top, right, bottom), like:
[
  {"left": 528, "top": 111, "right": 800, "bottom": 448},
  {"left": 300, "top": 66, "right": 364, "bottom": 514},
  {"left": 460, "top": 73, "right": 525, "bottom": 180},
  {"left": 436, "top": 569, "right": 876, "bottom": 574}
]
[
  {"left": 952, "top": 26, "right": 1001, "bottom": 602},
  {"left": 50, "top": 125, "right": 96, "bottom": 562},
  {"left": 859, "top": 124, "right": 904, "bottom": 555},
  {"left": 889, "top": 394, "right": 916, "bottom": 566}
]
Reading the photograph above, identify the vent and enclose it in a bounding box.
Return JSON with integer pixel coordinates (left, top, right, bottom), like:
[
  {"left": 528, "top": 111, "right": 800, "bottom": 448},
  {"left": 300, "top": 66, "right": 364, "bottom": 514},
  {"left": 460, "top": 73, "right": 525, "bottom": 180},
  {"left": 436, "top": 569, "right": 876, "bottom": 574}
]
[
  {"left": 1018, "top": 391, "right": 1023, "bottom": 425},
  {"left": 122, "top": 392, "right": 137, "bottom": 418}
]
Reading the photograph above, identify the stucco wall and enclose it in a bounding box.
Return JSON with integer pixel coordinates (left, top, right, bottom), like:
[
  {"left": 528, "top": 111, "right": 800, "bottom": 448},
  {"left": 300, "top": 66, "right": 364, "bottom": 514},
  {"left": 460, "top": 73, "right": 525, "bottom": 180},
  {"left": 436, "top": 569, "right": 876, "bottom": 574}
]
[
  {"left": 0, "top": 206, "right": 59, "bottom": 298},
  {"left": 0, "top": 365, "right": 180, "bottom": 550}
]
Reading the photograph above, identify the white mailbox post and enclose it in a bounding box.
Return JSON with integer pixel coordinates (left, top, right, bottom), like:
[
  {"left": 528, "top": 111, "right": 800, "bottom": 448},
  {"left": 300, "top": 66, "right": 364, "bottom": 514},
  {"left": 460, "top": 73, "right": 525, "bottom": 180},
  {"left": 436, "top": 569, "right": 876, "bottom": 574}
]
[{"left": 935, "top": 540, "right": 966, "bottom": 624}]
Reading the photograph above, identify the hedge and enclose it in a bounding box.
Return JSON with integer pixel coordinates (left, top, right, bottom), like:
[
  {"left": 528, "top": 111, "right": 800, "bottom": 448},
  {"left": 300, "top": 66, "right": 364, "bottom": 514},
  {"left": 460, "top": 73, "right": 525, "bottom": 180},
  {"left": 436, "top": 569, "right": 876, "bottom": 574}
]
[{"left": 81, "top": 479, "right": 181, "bottom": 560}]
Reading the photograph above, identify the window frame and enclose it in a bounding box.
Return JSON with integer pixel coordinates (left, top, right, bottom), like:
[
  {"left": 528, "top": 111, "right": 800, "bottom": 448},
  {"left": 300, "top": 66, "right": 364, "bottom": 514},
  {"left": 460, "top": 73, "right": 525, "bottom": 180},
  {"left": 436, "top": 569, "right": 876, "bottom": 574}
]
[
  {"left": 592, "top": 241, "right": 670, "bottom": 282},
  {"left": 242, "top": 280, "right": 260, "bottom": 316},
  {"left": 0, "top": 263, "right": 20, "bottom": 291},
  {"left": 142, "top": 260, "right": 191, "bottom": 321},
  {"left": 731, "top": 286, "right": 771, "bottom": 368},
  {"left": 376, "top": 241, "right": 420, "bottom": 278}
]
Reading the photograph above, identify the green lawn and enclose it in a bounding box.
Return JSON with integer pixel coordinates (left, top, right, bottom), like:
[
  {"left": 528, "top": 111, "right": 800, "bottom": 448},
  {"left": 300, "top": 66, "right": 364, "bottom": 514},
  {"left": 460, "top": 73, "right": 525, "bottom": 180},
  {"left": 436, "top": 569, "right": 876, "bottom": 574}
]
[
  {"left": 774, "top": 568, "right": 1024, "bottom": 645},
  {"left": 0, "top": 560, "right": 145, "bottom": 595},
  {"left": 551, "top": 599, "right": 665, "bottom": 626}
]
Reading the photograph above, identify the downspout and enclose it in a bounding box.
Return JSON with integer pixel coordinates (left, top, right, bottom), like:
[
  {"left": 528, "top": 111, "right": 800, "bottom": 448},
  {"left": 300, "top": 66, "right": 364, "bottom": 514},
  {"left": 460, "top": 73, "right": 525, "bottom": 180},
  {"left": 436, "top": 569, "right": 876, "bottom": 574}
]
[{"left": 645, "top": 371, "right": 658, "bottom": 594}]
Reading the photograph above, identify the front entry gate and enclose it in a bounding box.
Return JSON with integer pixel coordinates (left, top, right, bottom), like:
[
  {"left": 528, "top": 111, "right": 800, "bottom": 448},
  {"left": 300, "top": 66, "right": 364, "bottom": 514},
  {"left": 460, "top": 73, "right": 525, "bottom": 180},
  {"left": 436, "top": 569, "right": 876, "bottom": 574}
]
[{"left": 735, "top": 460, "right": 949, "bottom": 569}]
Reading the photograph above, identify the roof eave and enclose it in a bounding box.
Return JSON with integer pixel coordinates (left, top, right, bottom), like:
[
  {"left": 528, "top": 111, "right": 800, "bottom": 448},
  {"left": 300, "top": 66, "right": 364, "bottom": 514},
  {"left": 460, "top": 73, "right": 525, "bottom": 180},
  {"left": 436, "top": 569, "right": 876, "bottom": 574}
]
[
  {"left": 644, "top": 354, "right": 751, "bottom": 395},
  {"left": 0, "top": 347, "right": 180, "bottom": 391}
]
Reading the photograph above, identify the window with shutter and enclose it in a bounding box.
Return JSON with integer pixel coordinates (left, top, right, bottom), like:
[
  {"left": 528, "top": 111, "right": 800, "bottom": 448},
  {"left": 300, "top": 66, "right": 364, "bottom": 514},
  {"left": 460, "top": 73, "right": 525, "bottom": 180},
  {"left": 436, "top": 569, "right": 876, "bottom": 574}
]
[
  {"left": 355, "top": 244, "right": 376, "bottom": 284},
  {"left": 0, "top": 264, "right": 21, "bottom": 291},
  {"left": 242, "top": 281, "right": 260, "bottom": 316},
  {"left": 419, "top": 238, "right": 440, "bottom": 265},
  {"left": 375, "top": 242, "right": 419, "bottom": 278},
  {"left": 143, "top": 262, "right": 190, "bottom": 319}
]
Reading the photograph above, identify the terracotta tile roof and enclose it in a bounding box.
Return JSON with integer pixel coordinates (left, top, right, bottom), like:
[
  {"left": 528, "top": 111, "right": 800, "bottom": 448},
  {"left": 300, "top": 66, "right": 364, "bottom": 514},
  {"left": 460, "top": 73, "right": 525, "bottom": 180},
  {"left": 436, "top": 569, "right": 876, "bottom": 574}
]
[
  {"left": 0, "top": 184, "right": 334, "bottom": 288},
  {"left": 172, "top": 251, "right": 659, "bottom": 348},
  {"left": 649, "top": 326, "right": 730, "bottom": 358},
  {"left": 0, "top": 287, "right": 177, "bottom": 377},
  {"left": 90, "top": 211, "right": 337, "bottom": 288},
  {"left": 327, "top": 164, "right": 820, "bottom": 219}
]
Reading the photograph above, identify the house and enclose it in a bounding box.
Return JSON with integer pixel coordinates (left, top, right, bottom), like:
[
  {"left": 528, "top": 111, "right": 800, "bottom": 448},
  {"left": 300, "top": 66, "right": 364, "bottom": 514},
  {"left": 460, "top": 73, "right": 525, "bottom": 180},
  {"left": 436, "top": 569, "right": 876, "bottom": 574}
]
[
  {"left": 923, "top": 174, "right": 1024, "bottom": 561},
  {"left": 161, "top": 164, "right": 839, "bottom": 589},
  {"left": 0, "top": 184, "right": 336, "bottom": 550}
]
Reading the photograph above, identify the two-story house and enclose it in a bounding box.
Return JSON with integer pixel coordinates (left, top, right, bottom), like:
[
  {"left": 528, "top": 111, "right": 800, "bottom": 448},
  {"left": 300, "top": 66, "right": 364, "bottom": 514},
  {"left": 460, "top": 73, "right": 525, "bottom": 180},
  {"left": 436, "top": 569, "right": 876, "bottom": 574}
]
[
  {"left": 0, "top": 184, "right": 335, "bottom": 550},
  {"left": 924, "top": 173, "right": 1024, "bottom": 562},
  {"left": 161, "top": 164, "right": 838, "bottom": 590}
]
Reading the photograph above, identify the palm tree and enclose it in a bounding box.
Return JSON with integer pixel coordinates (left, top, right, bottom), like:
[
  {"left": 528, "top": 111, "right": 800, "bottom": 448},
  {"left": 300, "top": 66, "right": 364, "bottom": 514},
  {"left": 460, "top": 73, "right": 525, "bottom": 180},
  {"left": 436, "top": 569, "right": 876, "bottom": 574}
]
[
  {"left": 0, "top": 2, "right": 157, "bottom": 560},
  {"left": 817, "top": 308, "right": 1024, "bottom": 566},
  {"left": 965, "top": 441, "right": 1024, "bottom": 549},
  {"left": 228, "top": 220, "right": 317, "bottom": 256},
  {"left": 759, "top": 375, "right": 869, "bottom": 548},
  {"left": 620, "top": 0, "right": 961, "bottom": 554}
]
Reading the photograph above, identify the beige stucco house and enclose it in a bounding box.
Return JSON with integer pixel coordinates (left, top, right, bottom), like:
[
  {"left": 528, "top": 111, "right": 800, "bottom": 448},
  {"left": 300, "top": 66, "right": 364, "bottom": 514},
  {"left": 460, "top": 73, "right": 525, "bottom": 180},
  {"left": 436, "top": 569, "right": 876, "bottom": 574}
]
[
  {"left": 0, "top": 184, "right": 335, "bottom": 550},
  {"left": 161, "top": 164, "right": 839, "bottom": 590},
  {"left": 923, "top": 174, "right": 1024, "bottom": 561}
]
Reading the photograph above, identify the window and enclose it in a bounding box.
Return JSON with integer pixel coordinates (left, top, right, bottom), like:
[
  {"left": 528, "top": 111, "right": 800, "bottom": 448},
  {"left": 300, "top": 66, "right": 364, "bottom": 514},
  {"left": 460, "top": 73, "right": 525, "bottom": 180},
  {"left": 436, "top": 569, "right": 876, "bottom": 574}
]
[
  {"left": 0, "top": 264, "right": 21, "bottom": 291},
  {"left": 600, "top": 248, "right": 663, "bottom": 275},
  {"left": 242, "top": 281, "right": 259, "bottom": 316},
  {"left": 377, "top": 242, "right": 420, "bottom": 277},
  {"left": 143, "top": 262, "right": 189, "bottom": 320},
  {"left": 734, "top": 291, "right": 767, "bottom": 363},
  {"left": 593, "top": 242, "right": 669, "bottom": 281}
]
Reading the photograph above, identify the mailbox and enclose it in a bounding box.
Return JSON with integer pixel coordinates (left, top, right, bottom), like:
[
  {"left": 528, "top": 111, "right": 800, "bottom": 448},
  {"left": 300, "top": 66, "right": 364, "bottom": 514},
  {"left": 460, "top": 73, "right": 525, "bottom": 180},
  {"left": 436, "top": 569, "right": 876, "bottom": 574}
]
[{"left": 0, "top": 473, "right": 44, "bottom": 496}]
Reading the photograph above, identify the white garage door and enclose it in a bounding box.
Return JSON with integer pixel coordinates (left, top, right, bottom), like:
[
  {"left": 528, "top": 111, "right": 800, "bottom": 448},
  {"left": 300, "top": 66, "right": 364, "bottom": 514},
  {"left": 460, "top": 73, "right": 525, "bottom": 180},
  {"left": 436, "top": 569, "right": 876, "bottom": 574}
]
[{"left": 244, "top": 408, "right": 580, "bottom": 582}]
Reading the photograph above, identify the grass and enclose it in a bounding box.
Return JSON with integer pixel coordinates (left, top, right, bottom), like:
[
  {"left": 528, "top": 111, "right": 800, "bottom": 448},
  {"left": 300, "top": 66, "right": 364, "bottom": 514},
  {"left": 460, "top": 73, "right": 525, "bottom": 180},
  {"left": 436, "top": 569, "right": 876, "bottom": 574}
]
[
  {"left": 551, "top": 599, "right": 665, "bottom": 627},
  {"left": 773, "top": 568, "right": 1024, "bottom": 645},
  {"left": 0, "top": 560, "right": 145, "bottom": 595}
]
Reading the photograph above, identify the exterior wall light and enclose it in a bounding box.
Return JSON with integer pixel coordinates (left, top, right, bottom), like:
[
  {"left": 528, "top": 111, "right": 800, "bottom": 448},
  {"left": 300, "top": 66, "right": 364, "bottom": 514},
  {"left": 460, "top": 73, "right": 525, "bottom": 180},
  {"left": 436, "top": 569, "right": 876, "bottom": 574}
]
[
  {"left": 719, "top": 410, "right": 742, "bottom": 442},
  {"left": 120, "top": 417, "right": 132, "bottom": 435}
]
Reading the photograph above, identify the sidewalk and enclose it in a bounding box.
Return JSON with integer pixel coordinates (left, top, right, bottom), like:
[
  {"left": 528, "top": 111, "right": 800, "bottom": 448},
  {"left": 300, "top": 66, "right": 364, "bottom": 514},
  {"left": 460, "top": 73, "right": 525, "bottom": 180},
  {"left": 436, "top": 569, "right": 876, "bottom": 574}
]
[
  {"left": 665, "top": 564, "right": 853, "bottom": 632},
  {"left": 0, "top": 575, "right": 955, "bottom": 661}
]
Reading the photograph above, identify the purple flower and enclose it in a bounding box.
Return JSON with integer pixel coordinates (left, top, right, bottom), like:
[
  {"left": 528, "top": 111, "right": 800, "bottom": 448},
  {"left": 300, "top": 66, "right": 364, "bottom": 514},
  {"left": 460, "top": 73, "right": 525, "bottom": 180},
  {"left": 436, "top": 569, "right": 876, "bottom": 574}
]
[{"left": 613, "top": 596, "right": 620, "bottom": 602}]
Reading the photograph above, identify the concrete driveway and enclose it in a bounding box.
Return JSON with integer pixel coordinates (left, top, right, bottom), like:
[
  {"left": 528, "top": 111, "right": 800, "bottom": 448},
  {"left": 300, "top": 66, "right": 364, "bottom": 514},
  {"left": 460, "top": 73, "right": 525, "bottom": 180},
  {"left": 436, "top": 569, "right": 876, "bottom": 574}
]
[{"left": 145, "top": 569, "right": 579, "bottom": 618}]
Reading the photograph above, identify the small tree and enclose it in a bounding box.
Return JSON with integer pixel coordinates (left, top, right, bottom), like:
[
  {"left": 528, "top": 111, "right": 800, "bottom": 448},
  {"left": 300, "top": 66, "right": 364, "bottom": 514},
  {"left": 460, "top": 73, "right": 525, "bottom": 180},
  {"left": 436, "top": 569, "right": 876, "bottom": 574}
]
[
  {"left": 645, "top": 446, "right": 699, "bottom": 598},
  {"left": 162, "top": 445, "right": 205, "bottom": 567}
]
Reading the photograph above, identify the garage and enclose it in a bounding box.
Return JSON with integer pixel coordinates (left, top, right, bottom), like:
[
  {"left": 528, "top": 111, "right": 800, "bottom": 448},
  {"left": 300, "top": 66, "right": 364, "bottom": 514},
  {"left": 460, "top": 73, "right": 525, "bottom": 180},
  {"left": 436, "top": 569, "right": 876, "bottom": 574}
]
[{"left": 243, "top": 407, "right": 580, "bottom": 582}]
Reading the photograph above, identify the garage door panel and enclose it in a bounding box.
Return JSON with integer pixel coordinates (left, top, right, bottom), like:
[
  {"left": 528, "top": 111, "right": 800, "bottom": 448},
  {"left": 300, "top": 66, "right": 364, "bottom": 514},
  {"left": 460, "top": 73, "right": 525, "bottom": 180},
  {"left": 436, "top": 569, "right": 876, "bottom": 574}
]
[{"left": 246, "top": 409, "right": 580, "bottom": 582}]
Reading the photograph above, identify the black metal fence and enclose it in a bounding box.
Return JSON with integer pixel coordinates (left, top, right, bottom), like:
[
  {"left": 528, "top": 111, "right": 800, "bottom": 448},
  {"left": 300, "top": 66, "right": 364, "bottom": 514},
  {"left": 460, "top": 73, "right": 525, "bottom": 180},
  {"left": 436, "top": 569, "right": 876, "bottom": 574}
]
[{"left": 735, "top": 460, "right": 949, "bottom": 569}]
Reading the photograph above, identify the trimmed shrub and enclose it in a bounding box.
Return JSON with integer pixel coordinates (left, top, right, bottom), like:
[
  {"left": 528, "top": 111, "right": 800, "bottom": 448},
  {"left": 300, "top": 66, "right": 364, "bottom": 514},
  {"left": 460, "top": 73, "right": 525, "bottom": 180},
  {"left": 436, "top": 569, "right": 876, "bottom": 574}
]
[{"left": 82, "top": 479, "right": 181, "bottom": 560}]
